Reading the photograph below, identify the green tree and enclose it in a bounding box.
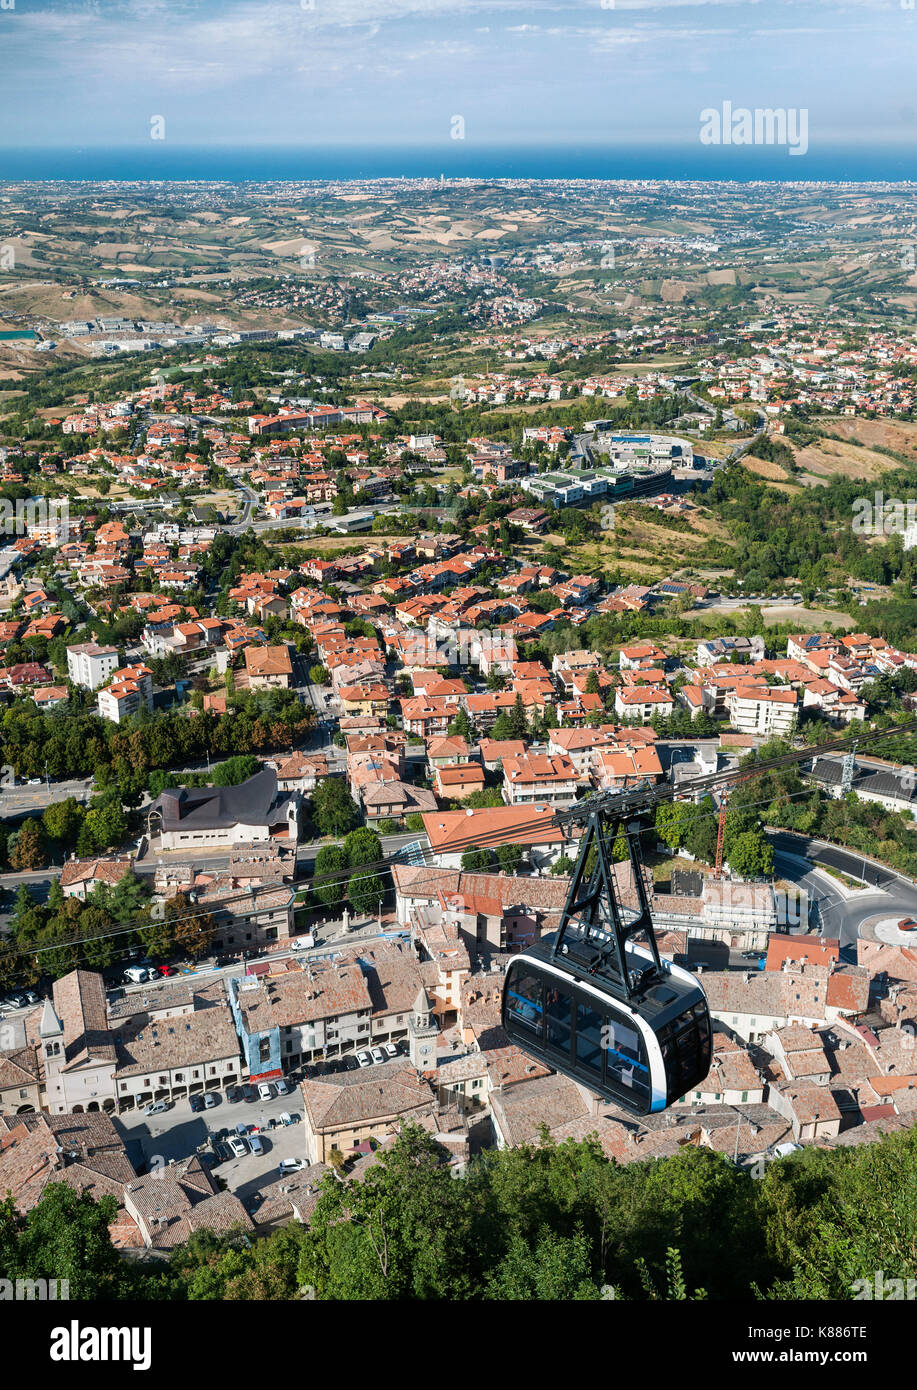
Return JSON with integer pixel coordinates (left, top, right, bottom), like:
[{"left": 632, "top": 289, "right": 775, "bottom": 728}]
[
  {"left": 447, "top": 707, "right": 474, "bottom": 741},
  {"left": 611, "top": 825, "right": 630, "bottom": 862},
  {"left": 495, "top": 843, "right": 525, "bottom": 875},
  {"left": 726, "top": 829, "right": 775, "bottom": 879},
  {"left": 344, "top": 828, "right": 382, "bottom": 869},
  {"left": 485, "top": 1228, "right": 601, "bottom": 1300},
  {"left": 10, "top": 818, "right": 47, "bottom": 871},
  {"left": 42, "top": 797, "right": 84, "bottom": 848},
  {"left": 348, "top": 870, "right": 386, "bottom": 918},
  {"left": 313, "top": 845, "right": 349, "bottom": 909},
  {"left": 312, "top": 780, "right": 360, "bottom": 838},
  {"left": 18, "top": 1185, "right": 130, "bottom": 1299},
  {"left": 508, "top": 693, "right": 529, "bottom": 741},
  {"left": 461, "top": 849, "right": 493, "bottom": 871}
]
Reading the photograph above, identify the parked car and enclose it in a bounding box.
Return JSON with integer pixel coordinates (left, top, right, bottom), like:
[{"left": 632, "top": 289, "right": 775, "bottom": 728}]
[
  {"left": 242, "top": 1085, "right": 256, "bottom": 1102},
  {"left": 257, "top": 1082, "right": 273, "bottom": 1102},
  {"left": 204, "top": 1091, "right": 218, "bottom": 1109},
  {"left": 356, "top": 1051, "right": 372, "bottom": 1068},
  {"left": 144, "top": 1100, "right": 170, "bottom": 1117},
  {"left": 279, "top": 1111, "right": 295, "bottom": 1127},
  {"left": 274, "top": 1078, "right": 290, "bottom": 1096},
  {"left": 342, "top": 1054, "right": 360, "bottom": 1071},
  {"left": 228, "top": 1136, "right": 246, "bottom": 1159},
  {"left": 23, "top": 991, "right": 39, "bottom": 1005},
  {"left": 225, "top": 1086, "right": 241, "bottom": 1104},
  {"left": 158, "top": 965, "right": 177, "bottom": 977},
  {"left": 235, "top": 1122, "right": 249, "bottom": 1136},
  {"left": 248, "top": 1133, "right": 263, "bottom": 1156},
  {"left": 189, "top": 1095, "right": 205, "bottom": 1113},
  {"left": 280, "top": 1157, "right": 308, "bottom": 1175},
  {"left": 370, "top": 1047, "right": 385, "bottom": 1065},
  {"left": 383, "top": 1042, "right": 398, "bottom": 1059}
]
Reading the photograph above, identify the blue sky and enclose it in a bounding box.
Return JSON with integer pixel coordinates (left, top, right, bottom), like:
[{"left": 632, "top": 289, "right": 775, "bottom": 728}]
[{"left": 0, "top": 0, "right": 914, "bottom": 153}]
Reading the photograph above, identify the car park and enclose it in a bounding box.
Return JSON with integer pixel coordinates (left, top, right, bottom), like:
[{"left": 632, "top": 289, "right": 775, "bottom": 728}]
[
  {"left": 144, "top": 1100, "right": 170, "bottom": 1116},
  {"left": 228, "top": 1136, "right": 246, "bottom": 1159}
]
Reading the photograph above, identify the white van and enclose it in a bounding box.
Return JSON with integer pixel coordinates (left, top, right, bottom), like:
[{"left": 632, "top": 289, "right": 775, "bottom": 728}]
[
  {"left": 291, "top": 934, "right": 315, "bottom": 951},
  {"left": 124, "top": 965, "right": 150, "bottom": 984}
]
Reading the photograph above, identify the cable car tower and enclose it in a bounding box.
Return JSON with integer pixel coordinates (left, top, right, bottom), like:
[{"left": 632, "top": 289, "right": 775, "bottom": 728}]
[{"left": 549, "top": 790, "right": 663, "bottom": 1003}]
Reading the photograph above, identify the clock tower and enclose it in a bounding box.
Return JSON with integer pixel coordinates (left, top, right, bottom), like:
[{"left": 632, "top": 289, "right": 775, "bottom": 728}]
[{"left": 408, "top": 986, "right": 438, "bottom": 1071}]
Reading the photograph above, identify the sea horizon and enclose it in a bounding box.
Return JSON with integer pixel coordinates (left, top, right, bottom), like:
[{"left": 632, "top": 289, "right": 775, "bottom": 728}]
[{"left": 1, "top": 144, "right": 916, "bottom": 184}]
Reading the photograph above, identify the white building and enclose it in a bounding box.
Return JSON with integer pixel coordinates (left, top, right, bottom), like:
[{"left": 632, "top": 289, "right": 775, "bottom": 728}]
[
  {"left": 727, "top": 684, "right": 797, "bottom": 737},
  {"left": 66, "top": 642, "right": 119, "bottom": 691}
]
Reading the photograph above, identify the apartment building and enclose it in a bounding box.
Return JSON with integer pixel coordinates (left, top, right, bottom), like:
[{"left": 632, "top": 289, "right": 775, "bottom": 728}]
[
  {"left": 614, "top": 685, "right": 675, "bottom": 722},
  {"left": 243, "top": 644, "right": 293, "bottom": 690},
  {"left": 228, "top": 962, "right": 375, "bottom": 1079},
  {"left": 113, "top": 1005, "right": 243, "bottom": 1112},
  {"left": 301, "top": 1062, "right": 436, "bottom": 1165},
  {"left": 502, "top": 753, "right": 579, "bottom": 806},
  {"left": 66, "top": 641, "right": 119, "bottom": 691},
  {"left": 97, "top": 663, "right": 154, "bottom": 724},
  {"left": 727, "top": 684, "right": 798, "bottom": 737}
]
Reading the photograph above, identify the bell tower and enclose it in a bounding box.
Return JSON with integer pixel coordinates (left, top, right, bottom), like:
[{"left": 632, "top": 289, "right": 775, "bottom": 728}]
[
  {"left": 408, "top": 986, "right": 438, "bottom": 1071},
  {"left": 39, "top": 997, "right": 65, "bottom": 1085}
]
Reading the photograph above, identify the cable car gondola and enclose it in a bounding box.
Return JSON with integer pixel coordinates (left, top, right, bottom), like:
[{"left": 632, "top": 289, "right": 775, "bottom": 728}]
[{"left": 502, "top": 803, "right": 712, "bottom": 1115}]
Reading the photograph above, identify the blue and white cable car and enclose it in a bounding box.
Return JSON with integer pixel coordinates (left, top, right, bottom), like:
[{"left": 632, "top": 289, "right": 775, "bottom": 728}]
[{"left": 502, "top": 803, "right": 712, "bottom": 1116}]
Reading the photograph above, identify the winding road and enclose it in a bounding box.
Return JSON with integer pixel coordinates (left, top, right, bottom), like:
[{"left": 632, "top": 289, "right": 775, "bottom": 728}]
[{"left": 769, "top": 829, "right": 917, "bottom": 953}]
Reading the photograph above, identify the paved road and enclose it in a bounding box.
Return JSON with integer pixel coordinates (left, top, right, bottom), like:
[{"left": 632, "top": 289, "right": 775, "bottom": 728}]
[
  {"left": 770, "top": 830, "right": 917, "bottom": 949},
  {"left": 0, "top": 778, "right": 93, "bottom": 818}
]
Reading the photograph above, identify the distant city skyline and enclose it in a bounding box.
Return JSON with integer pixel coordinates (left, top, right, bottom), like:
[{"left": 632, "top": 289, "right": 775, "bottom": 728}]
[{"left": 0, "top": 0, "right": 915, "bottom": 163}]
